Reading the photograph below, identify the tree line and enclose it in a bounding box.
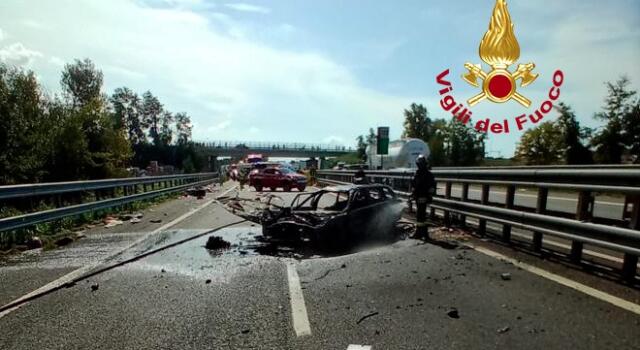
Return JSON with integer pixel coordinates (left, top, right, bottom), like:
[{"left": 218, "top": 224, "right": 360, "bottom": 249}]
[
  {"left": 356, "top": 76, "right": 638, "bottom": 167},
  {"left": 515, "top": 77, "right": 639, "bottom": 165},
  {"left": 0, "top": 59, "right": 202, "bottom": 185}
]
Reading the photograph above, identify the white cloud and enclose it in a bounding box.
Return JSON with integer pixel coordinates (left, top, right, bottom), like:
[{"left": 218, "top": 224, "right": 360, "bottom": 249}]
[
  {"left": 224, "top": 3, "right": 270, "bottom": 14},
  {"left": 0, "top": 0, "right": 411, "bottom": 145},
  {"left": 322, "top": 135, "right": 346, "bottom": 145},
  {"left": 0, "top": 42, "right": 42, "bottom": 66},
  {"left": 49, "top": 56, "right": 64, "bottom": 67},
  {"left": 0, "top": 28, "right": 5, "bottom": 41}
]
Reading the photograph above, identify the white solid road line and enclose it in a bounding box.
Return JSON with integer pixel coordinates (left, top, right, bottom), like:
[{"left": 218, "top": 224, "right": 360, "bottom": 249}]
[
  {"left": 347, "top": 345, "right": 372, "bottom": 350},
  {"left": 286, "top": 262, "right": 312, "bottom": 337},
  {"left": 0, "top": 186, "right": 237, "bottom": 319},
  {"left": 467, "top": 243, "right": 640, "bottom": 316}
]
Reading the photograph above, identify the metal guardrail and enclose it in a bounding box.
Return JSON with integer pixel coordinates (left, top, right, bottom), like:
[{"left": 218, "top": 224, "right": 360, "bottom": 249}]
[
  {"left": 0, "top": 173, "right": 218, "bottom": 233},
  {"left": 317, "top": 167, "right": 640, "bottom": 280},
  {"left": 0, "top": 173, "right": 218, "bottom": 200}
]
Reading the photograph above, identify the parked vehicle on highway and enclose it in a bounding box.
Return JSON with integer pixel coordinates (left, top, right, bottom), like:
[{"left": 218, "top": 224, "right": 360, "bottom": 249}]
[
  {"left": 249, "top": 166, "right": 307, "bottom": 192},
  {"left": 262, "top": 184, "right": 403, "bottom": 246}
]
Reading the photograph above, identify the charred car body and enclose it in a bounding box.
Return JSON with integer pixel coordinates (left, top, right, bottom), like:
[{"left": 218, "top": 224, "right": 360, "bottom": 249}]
[{"left": 261, "top": 184, "right": 403, "bottom": 246}]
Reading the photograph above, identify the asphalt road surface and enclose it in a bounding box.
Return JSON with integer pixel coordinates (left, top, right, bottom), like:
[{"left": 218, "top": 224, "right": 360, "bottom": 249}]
[{"left": 1, "top": 182, "right": 639, "bottom": 350}]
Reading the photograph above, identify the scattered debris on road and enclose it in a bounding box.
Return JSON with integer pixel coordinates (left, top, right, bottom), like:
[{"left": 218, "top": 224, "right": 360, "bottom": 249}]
[
  {"left": 205, "top": 279, "right": 212, "bottom": 284},
  {"left": 205, "top": 236, "right": 231, "bottom": 250},
  {"left": 103, "top": 216, "right": 124, "bottom": 228},
  {"left": 501, "top": 273, "right": 512, "bottom": 281},
  {"left": 186, "top": 186, "right": 207, "bottom": 199},
  {"left": 120, "top": 213, "right": 143, "bottom": 221},
  {"left": 26, "top": 236, "right": 43, "bottom": 249},
  {"left": 356, "top": 311, "right": 379, "bottom": 324},
  {"left": 150, "top": 219, "right": 162, "bottom": 223},
  {"left": 91, "top": 283, "right": 99, "bottom": 292},
  {"left": 498, "top": 326, "right": 511, "bottom": 334},
  {"left": 55, "top": 236, "right": 74, "bottom": 246},
  {"left": 447, "top": 308, "right": 460, "bottom": 319}
]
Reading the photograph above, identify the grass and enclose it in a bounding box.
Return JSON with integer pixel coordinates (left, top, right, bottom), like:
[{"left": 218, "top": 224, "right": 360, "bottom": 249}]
[{"left": 0, "top": 191, "right": 183, "bottom": 253}]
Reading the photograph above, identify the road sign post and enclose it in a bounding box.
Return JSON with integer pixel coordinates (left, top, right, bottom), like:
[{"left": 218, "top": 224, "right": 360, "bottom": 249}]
[{"left": 377, "top": 127, "right": 389, "bottom": 170}]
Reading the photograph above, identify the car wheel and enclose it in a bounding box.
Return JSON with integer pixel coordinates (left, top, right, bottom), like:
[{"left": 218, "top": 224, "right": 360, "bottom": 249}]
[
  {"left": 298, "top": 185, "right": 306, "bottom": 191},
  {"left": 283, "top": 183, "right": 291, "bottom": 192},
  {"left": 253, "top": 181, "right": 262, "bottom": 192},
  {"left": 270, "top": 187, "right": 277, "bottom": 192}
]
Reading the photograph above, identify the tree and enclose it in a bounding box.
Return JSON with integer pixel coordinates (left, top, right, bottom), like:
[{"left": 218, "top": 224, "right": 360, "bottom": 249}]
[
  {"left": 61, "top": 58, "right": 103, "bottom": 108},
  {"left": 175, "top": 112, "right": 192, "bottom": 145},
  {"left": 554, "top": 102, "right": 593, "bottom": 164},
  {"left": 366, "top": 128, "right": 376, "bottom": 147},
  {"left": 445, "top": 119, "right": 486, "bottom": 166},
  {"left": 402, "top": 103, "right": 431, "bottom": 141},
  {"left": 623, "top": 103, "right": 640, "bottom": 163},
  {"left": 0, "top": 65, "right": 53, "bottom": 184},
  {"left": 428, "top": 119, "right": 448, "bottom": 166},
  {"left": 515, "top": 121, "right": 563, "bottom": 165},
  {"left": 159, "top": 111, "right": 174, "bottom": 146},
  {"left": 141, "top": 91, "right": 163, "bottom": 145},
  {"left": 111, "top": 87, "right": 145, "bottom": 145},
  {"left": 592, "top": 77, "right": 637, "bottom": 163},
  {"left": 355, "top": 135, "right": 367, "bottom": 161}
]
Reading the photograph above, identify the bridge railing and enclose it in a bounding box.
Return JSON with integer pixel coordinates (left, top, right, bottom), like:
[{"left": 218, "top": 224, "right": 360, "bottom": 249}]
[
  {"left": 0, "top": 173, "right": 218, "bottom": 235},
  {"left": 194, "top": 141, "right": 353, "bottom": 152},
  {"left": 317, "top": 166, "right": 640, "bottom": 280}
]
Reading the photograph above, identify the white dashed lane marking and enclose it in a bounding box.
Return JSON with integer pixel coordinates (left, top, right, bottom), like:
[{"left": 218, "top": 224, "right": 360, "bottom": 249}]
[{"left": 286, "top": 262, "right": 312, "bottom": 337}]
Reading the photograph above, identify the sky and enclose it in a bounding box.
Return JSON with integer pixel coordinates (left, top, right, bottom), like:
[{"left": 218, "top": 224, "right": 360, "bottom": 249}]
[{"left": 0, "top": 0, "right": 639, "bottom": 158}]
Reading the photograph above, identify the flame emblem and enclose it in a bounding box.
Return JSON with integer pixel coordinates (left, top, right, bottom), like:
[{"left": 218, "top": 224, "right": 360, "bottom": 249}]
[{"left": 462, "top": 0, "right": 538, "bottom": 107}]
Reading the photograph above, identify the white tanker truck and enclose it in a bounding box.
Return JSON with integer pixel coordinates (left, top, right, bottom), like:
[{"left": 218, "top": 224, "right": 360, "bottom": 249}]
[{"left": 365, "top": 138, "right": 430, "bottom": 170}]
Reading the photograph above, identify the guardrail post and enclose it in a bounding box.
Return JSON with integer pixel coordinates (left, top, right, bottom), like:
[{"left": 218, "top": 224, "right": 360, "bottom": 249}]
[
  {"left": 571, "top": 191, "right": 594, "bottom": 263},
  {"left": 622, "top": 195, "right": 640, "bottom": 280},
  {"left": 502, "top": 185, "right": 516, "bottom": 243},
  {"left": 460, "top": 183, "right": 469, "bottom": 227},
  {"left": 478, "top": 184, "right": 490, "bottom": 236},
  {"left": 444, "top": 182, "right": 452, "bottom": 226},
  {"left": 429, "top": 181, "right": 437, "bottom": 219},
  {"left": 533, "top": 187, "right": 548, "bottom": 252}
]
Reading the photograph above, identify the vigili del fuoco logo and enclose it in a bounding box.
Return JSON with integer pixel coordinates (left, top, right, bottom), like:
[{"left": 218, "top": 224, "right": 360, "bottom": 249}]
[{"left": 436, "top": 0, "right": 564, "bottom": 134}]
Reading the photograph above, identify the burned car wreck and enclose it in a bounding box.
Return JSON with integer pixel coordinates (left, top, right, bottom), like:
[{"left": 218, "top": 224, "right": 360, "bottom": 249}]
[{"left": 223, "top": 184, "right": 405, "bottom": 247}]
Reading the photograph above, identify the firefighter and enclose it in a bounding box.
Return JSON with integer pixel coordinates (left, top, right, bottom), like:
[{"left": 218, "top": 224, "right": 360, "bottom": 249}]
[
  {"left": 411, "top": 155, "right": 436, "bottom": 239},
  {"left": 309, "top": 164, "right": 317, "bottom": 186},
  {"left": 353, "top": 166, "right": 367, "bottom": 184}
]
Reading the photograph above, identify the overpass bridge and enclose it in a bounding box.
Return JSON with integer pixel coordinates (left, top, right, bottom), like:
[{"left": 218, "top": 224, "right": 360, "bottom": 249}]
[{"left": 194, "top": 140, "right": 353, "bottom": 159}]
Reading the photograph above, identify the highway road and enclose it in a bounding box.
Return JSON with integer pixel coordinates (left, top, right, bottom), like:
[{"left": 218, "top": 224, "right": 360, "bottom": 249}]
[{"left": 0, "top": 182, "right": 639, "bottom": 349}]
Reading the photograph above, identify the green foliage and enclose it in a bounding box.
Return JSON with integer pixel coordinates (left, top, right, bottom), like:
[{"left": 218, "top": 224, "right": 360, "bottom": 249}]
[
  {"left": 355, "top": 135, "right": 367, "bottom": 161},
  {"left": 0, "top": 65, "right": 53, "bottom": 184},
  {"left": 61, "top": 58, "right": 104, "bottom": 108},
  {"left": 428, "top": 119, "right": 447, "bottom": 166},
  {"left": 554, "top": 102, "right": 593, "bottom": 164},
  {"left": 515, "top": 121, "right": 564, "bottom": 165},
  {"left": 111, "top": 87, "right": 145, "bottom": 144},
  {"left": 592, "top": 77, "right": 639, "bottom": 163},
  {"left": 401, "top": 103, "right": 431, "bottom": 140},
  {"left": 142, "top": 91, "right": 163, "bottom": 145},
  {"left": 175, "top": 112, "right": 192, "bottom": 145},
  {"left": 428, "top": 118, "right": 485, "bottom": 166},
  {"left": 0, "top": 58, "right": 199, "bottom": 186}
]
